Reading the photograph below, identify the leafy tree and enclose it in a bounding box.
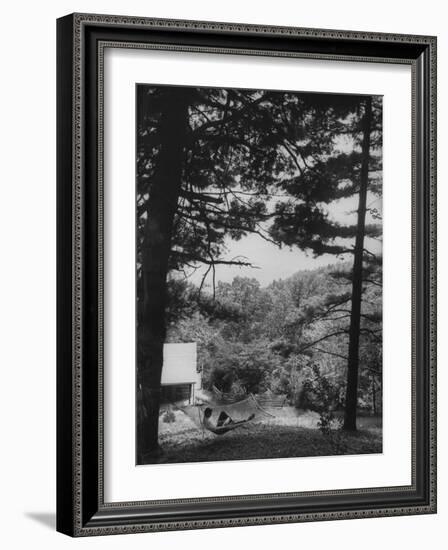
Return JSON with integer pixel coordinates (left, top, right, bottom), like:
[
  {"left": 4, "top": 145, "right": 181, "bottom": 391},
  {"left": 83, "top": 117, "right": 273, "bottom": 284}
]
[
  {"left": 214, "top": 277, "right": 272, "bottom": 342},
  {"left": 208, "top": 340, "right": 281, "bottom": 394}
]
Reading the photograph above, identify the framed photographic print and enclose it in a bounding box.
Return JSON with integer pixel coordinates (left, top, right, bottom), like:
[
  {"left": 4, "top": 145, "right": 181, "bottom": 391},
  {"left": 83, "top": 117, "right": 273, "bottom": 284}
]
[{"left": 56, "top": 13, "right": 437, "bottom": 536}]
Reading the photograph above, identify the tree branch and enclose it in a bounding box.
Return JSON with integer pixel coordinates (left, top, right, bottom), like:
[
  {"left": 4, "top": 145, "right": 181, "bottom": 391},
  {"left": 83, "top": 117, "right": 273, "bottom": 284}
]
[
  {"left": 172, "top": 250, "right": 257, "bottom": 268},
  {"left": 298, "top": 330, "right": 348, "bottom": 353},
  {"left": 180, "top": 189, "right": 224, "bottom": 204},
  {"left": 310, "top": 347, "right": 349, "bottom": 361}
]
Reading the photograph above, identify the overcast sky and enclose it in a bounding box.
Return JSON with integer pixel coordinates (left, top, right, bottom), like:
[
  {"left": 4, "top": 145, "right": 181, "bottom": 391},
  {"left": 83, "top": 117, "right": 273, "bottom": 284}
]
[{"left": 185, "top": 192, "right": 382, "bottom": 289}]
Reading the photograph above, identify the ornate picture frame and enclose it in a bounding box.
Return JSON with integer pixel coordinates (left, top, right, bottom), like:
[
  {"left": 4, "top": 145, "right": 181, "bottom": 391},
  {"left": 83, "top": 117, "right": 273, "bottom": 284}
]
[{"left": 57, "top": 13, "right": 436, "bottom": 536}]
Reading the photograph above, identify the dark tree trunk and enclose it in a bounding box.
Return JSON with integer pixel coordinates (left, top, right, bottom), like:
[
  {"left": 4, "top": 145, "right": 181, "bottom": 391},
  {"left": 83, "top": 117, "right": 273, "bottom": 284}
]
[
  {"left": 343, "top": 97, "right": 372, "bottom": 431},
  {"left": 137, "top": 87, "right": 192, "bottom": 461}
]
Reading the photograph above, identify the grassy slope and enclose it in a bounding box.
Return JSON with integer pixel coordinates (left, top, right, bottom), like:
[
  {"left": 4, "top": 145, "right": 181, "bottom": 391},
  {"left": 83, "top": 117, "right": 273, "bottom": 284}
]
[{"left": 151, "top": 424, "right": 382, "bottom": 465}]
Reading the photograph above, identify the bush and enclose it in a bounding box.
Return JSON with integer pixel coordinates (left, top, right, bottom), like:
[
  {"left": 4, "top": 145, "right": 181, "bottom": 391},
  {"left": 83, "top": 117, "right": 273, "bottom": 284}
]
[
  {"left": 266, "top": 353, "right": 311, "bottom": 404},
  {"left": 301, "top": 364, "right": 340, "bottom": 435},
  {"left": 162, "top": 408, "right": 176, "bottom": 423},
  {"left": 208, "top": 340, "right": 282, "bottom": 394}
]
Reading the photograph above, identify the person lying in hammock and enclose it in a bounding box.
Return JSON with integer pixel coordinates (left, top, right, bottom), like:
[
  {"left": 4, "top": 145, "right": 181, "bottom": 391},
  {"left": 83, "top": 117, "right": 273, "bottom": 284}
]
[{"left": 203, "top": 407, "right": 255, "bottom": 435}]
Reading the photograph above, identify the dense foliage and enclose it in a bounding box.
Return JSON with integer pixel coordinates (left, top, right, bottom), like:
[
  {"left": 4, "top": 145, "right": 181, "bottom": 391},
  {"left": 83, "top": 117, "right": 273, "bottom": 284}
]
[{"left": 166, "top": 262, "right": 382, "bottom": 415}]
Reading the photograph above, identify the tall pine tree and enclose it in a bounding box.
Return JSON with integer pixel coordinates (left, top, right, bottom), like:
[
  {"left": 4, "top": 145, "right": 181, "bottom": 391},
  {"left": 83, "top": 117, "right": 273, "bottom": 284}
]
[
  {"left": 270, "top": 95, "right": 382, "bottom": 430},
  {"left": 137, "top": 85, "right": 291, "bottom": 457}
]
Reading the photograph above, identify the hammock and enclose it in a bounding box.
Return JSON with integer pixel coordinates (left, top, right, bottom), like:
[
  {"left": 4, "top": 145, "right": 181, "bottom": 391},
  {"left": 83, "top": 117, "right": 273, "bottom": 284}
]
[{"left": 180, "top": 394, "right": 274, "bottom": 436}]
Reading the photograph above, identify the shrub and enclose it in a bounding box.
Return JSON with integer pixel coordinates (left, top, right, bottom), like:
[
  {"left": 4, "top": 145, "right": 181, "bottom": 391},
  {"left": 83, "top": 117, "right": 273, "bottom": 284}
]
[
  {"left": 162, "top": 408, "right": 176, "bottom": 423},
  {"left": 301, "top": 364, "right": 339, "bottom": 435}
]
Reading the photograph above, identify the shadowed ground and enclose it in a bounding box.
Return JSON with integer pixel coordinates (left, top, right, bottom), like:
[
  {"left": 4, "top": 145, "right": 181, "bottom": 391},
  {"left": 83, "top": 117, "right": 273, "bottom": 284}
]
[{"left": 141, "top": 407, "right": 382, "bottom": 465}]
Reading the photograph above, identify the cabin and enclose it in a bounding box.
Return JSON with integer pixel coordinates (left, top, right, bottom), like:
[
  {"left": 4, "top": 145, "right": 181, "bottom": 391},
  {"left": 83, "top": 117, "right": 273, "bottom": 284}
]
[{"left": 160, "top": 343, "right": 201, "bottom": 405}]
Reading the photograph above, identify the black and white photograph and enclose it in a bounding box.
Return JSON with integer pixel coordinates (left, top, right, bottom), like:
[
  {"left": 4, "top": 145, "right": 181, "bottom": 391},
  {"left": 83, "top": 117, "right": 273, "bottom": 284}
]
[{"left": 136, "top": 84, "right": 383, "bottom": 465}]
